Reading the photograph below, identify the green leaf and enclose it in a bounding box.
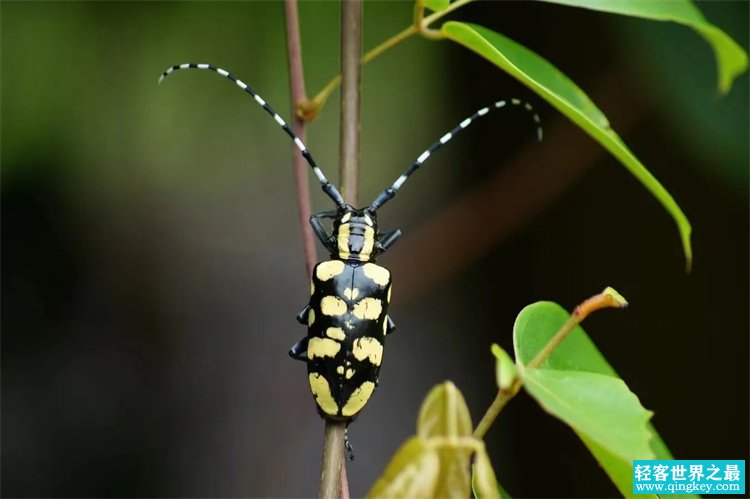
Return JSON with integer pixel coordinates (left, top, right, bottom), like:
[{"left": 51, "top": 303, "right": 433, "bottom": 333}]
[
  {"left": 423, "top": 0, "right": 450, "bottom": 14},
  {"left": 367, "top": 437, "right": 440, "bottom": 498},
  {"left": 535, "top": 0, "right": 748, "bottom": 94},
  {"left": 513, "top": 301, "right": 616, "bottom": 374},
  {"left": 441, "top": 22, "right": 693, "bottom": 269},
  {"left": 512, "top": 301, "right": 684, "bottom": 497},
  {"left": 576, "top": 432, "right": 655, "bottom": 499},
  {"left": 373, "top": 383, "right": 490, "bottom": 499},
  {"left": 418, "top": 381, "right": 473, "bottom": 438},
  {"left": 522, "top": 369, "right": 654, "bottom": 460},
  {"left": 497, "top": 481, "right": 511, "bottom": 499},
  {"left": 491, "top": 343, "right": 517, "bottom": 390},
  {"left": 513, "top": 301, "right": 679, "bottom": 460},
  {"left": 471, "top": 447, "right": 502, "bottom": 499},
  {"left": 578, "top": 431, "right": 701, "bottom": 499}
]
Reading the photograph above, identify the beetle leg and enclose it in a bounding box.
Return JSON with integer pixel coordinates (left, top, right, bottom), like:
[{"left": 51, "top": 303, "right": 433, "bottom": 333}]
[
  {"left": 296, "top": 305, "right": 311, "bottom": 325},
  {"left": 289, "top": 337, "right": 309, "bottom": 361},
  {"left": 386, "top": 315, "right": 396, "bottom": 335},
  {"left": 344, "top": 427, "right": 355, "bottom": 461},
  {"left": 310, "top": 210, "right": 338, "bottom": 252},
  {"left": 376, "top": 228, "right": 402, "bottom": 253}
]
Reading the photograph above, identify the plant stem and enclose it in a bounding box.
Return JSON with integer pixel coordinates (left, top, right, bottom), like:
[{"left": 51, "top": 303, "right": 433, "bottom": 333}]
[
  {"left": 310, "top": 0, "right": 476, "bottom": 112},
  {"left": 473, "top": 384, "right": 519, "bottom": 440},
  {"left": 526, "top": 288, "right": 626, "bottom": 370},
  {"left": 362, "top": 25, "right": 417, "bottom": 65},
  {"left": 526, "top": 316, "right": 578, "bottom": 369},
  {"left": 338, "top": 0, "right": 363, "bottom": 205},
  {"left": 311, "top": 25, "right": 415, "bottom": 111},
  {"left": 320, "top": 421, "right": 347, "bottom": 499},
  {"left": 421, "top": 0, "right": 475, "bottom": 28},
  {"left": 319, "top": 1, "right": 363, "bottom": 497},
  {"left": 284, "top": 0, "right": 317, "bottom": 278},
  {"left": 474, "top": 313, "right": 582, "bottom": 439}
]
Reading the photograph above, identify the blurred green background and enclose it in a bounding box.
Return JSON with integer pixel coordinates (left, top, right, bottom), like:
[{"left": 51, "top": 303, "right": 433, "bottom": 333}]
[{"left": 2, "top": 1, "right": 747, "bottom": 497}]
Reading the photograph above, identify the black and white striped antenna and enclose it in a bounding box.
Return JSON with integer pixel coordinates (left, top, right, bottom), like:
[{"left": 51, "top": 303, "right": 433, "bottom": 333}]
[
  {"left": 368, "top": 99, "right": 542, "bottom": 213},
  {"left": 159, "top": 63, "right": 346, "bottom": 208}
]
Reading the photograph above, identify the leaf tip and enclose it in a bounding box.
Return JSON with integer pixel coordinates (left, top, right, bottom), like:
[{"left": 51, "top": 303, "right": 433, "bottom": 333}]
[
  {"left": 680, "top": 223, "right": 693, "bottom": 273},
  {"left": 573, "top": 287, "right": 628, "bottom": 320},
  {"left": 491, "top": 344, "right": 517, "bottom": 391},
  {"left": 602, "top": 287, "right": 628, "bottom": 308}
]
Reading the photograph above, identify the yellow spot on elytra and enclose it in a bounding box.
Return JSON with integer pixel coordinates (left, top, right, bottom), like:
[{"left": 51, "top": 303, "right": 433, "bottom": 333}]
[
  {"left": 345, "top": 368, "right": 355, "bottom": 379},
  {"left": 336, "top": 365, "right": 345, "bottom": 375},
  {"left": 316, "top": 260, "right": 345, "bottom": 281},
  {"left": 337, "top": 223, "right": 350, "bottom": 260},
  {"left": 352, "top": 298, "right": 383, "bottom": 320},
  {"left": 387, "top": 284, "right": 392, "bottom": 303},
  {"left": 343, "top": 287, "right": 360, "bottom": 301},
  {"left": 341, "top": 212, "right": 352, "bottom": 223},
  {"left": 383, "top": 317, "right": 388, "bottom": 334},
  {"left": 326, "top": 327, "right": 346, "bottom": 341},
  {"left": 341, "top": 381, "right": 376, "bottom": 417},
  {"left": 307, "top": 308, "right": 315, "bottom": 327},
  {"left": 353, "top": 337, "right": 384, "bottom": 365},
  {"left": 363, "top": 263, "right": 390, "bottom": 287},
  {"left": 310, "top": 280, "right": 315, "bottom": 295},
  {"left": 309, "top": 373, "right": 338, "bottom": 416},
  {"left": 321, "top": 296, "right": 347, "bottom": 316},
  {"left": 307, "top": 337, "right": 341, "bottom": 360}
]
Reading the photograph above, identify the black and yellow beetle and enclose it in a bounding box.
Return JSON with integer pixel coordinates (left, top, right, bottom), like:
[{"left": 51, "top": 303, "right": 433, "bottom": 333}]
[{"left": 159, "top": 63, "right": 541, "bottom": 423}]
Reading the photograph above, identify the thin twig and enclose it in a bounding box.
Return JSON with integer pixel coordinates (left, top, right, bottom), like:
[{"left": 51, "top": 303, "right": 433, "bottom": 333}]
[
  {"left": 319, "top": 1, "right": 363, "bottom": 497},
  {"left": 310, "top": 0, "right": 476, "bottom": 111},
  {"left": 338, "top": 0, "right": 363, "bottom": 205},
  {"left": 473, "top": 383, "right": 520, "bottom": 440},
  {"left": 320, "top": 421, "right": 347, "bottom": 499},
  {"left": 284, "top": 0, "right": 317, "bottom": 279}
]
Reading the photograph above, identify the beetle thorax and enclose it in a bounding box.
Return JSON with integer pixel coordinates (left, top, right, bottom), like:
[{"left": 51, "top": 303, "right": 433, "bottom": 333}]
[{"left": 333, "top": 208, "right": 377, "bottom": 262}]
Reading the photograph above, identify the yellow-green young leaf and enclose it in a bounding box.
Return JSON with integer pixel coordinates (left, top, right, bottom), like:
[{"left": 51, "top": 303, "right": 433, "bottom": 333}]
[
  {"left": 417, "top": 381, "right": 473, "bottom": 438},
  {"left": 535, "top": 0, "right": 748, "bottom": 94},
  {"left": 367, "top": 437, "right": 440, "bottom": 499},
  {"left": 521, "top": 369, "right": 655, "bottom": 461},
  {"left": 416, "top": 383, "right": 475, "bottom": 498},
  {"left": 442, "top": 22, "right": 692, "bottom": 269},
  {"left": 434, "top": 445, "right": 474, "bottom": 499},
  {"left": 423, "top": 0, "right": 450, "bottom": 14},
  {"left": 374, "top": 383, "right": 480, "bottom": 499},
  {"left": 491, "top": 343, "right": 517, "bottom": 390},
  {"left": 471, "top": 445, "right": 502, "bottom": 499}
]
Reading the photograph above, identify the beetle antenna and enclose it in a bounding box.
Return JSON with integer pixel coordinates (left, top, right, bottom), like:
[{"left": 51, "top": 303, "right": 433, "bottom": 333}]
[
  {"left": 159, "top": 64, "right": 346, "bottom": 208},
  {"left": 368, "top": 99, "right": 542, "bottom": 212}
]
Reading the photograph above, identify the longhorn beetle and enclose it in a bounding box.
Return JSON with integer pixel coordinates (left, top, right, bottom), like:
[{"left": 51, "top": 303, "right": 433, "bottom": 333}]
[{"left": 159, "top": 63, "right": 542, "bottom": 426}]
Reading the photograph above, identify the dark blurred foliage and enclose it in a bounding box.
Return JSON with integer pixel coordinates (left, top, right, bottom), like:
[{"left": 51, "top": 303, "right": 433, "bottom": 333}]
[{"left": 2, "top": 1, "right": 747, "bottom": 497}]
